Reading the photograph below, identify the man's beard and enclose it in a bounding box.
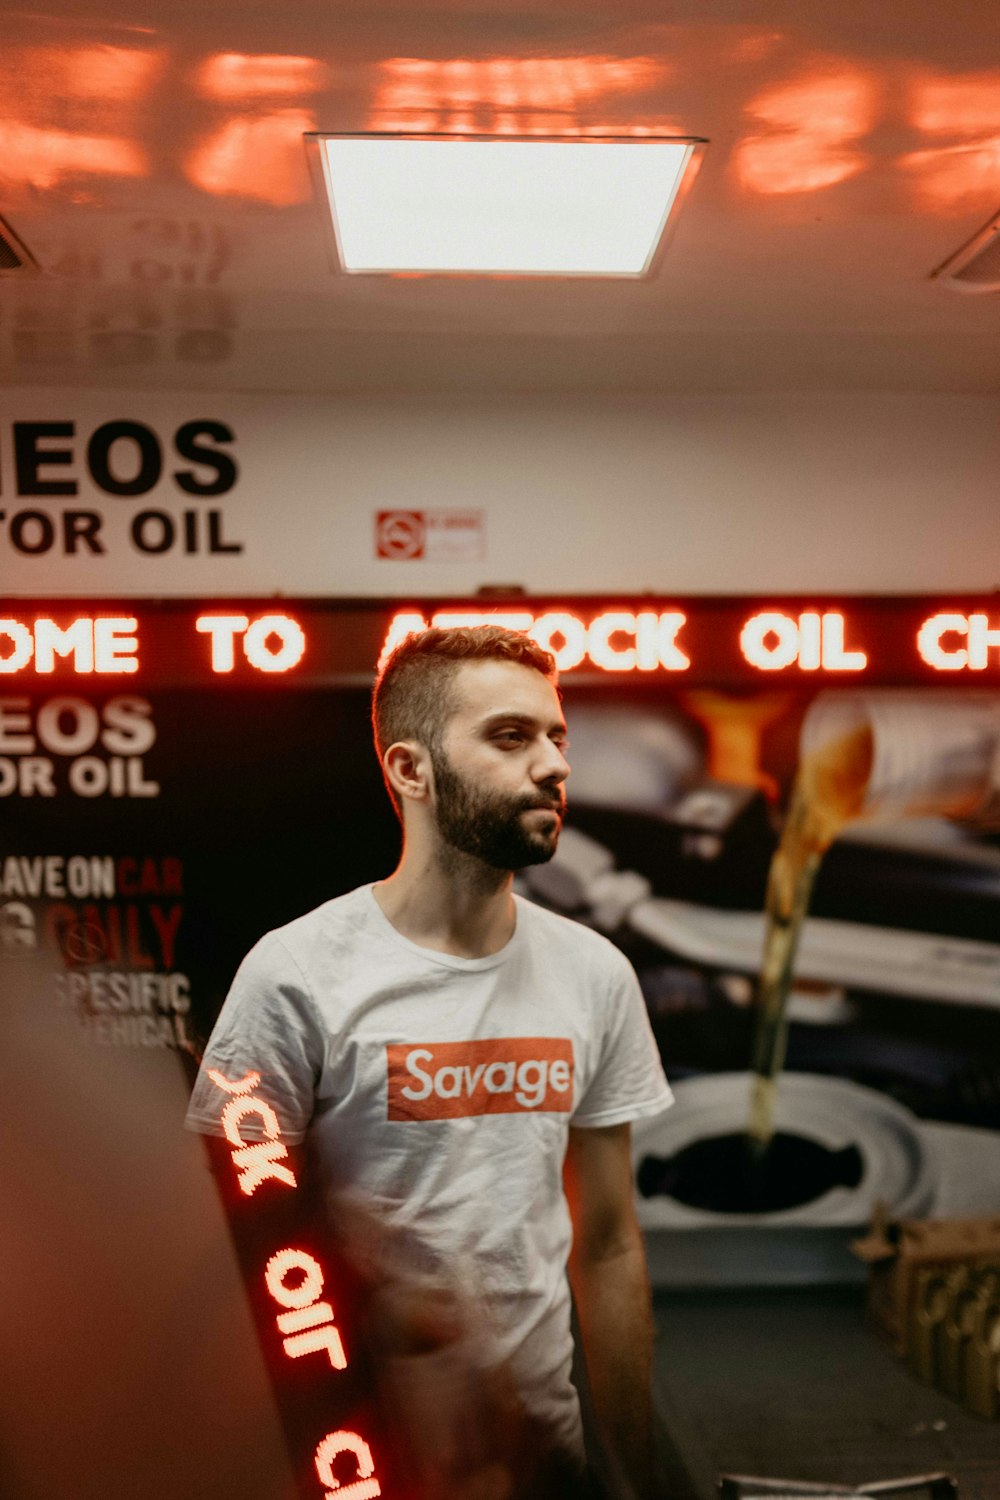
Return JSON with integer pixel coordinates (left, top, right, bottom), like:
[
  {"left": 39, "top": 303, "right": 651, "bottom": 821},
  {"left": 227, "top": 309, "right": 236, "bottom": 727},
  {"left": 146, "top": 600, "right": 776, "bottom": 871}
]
[{"left": 430, "top": 748, "right": 565, "bottom": 871}]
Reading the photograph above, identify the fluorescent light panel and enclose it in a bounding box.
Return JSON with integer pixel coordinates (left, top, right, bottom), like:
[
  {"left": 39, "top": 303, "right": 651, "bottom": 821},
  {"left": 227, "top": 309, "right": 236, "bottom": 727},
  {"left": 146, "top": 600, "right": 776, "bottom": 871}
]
[{"left": 316, "top": 136, "right": 698, "bottom": 276}]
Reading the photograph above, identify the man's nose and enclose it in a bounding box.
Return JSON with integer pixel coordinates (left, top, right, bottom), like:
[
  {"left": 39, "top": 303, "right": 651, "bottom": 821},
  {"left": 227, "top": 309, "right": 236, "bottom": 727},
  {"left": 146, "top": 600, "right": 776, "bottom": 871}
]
[{"left": 534, "top": 740, "right": 570, "bottom": 784}]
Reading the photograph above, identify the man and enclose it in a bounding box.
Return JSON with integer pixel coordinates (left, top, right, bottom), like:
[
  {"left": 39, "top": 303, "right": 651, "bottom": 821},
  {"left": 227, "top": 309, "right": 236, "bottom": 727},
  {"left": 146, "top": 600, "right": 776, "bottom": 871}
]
[{"left": 186, "top": 624, "right": 673, "bottom": 1498}]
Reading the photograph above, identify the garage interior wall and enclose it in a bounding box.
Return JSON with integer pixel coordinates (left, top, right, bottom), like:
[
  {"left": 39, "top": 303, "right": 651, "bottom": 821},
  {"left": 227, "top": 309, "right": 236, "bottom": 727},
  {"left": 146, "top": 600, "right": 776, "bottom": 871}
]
[{"left": 2, "top": 387, "right": 999, "bottom": 596}]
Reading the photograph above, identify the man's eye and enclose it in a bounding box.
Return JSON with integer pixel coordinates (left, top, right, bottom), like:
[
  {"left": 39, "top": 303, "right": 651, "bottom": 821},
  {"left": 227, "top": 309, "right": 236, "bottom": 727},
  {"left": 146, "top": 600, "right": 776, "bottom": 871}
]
[{"left": 494, "top": 730, "right": 524, "bottom": 745}]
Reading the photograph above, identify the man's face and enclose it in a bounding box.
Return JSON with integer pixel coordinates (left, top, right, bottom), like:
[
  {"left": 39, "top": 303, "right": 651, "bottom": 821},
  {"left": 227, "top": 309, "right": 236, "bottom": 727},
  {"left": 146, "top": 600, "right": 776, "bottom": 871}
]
[{"left": 429, "top": 659, "right": 569, "bottom": 871}]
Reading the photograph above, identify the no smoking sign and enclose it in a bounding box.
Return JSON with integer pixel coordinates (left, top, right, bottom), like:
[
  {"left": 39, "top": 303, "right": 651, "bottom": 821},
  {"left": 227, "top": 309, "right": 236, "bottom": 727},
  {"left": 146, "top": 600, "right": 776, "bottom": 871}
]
[
  {"left": 375, "top": 509, "right": 484, "bottom": 562},
  {"left": 375, "top": 510, "right": 425, "bottom": 559}
]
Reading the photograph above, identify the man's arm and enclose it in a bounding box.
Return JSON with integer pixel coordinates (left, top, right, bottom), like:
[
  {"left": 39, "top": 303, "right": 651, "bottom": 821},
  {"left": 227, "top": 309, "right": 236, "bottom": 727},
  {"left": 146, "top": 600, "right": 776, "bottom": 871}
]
[{"left": 564, "top": 1121, "right": 656, "bottom": 1500}]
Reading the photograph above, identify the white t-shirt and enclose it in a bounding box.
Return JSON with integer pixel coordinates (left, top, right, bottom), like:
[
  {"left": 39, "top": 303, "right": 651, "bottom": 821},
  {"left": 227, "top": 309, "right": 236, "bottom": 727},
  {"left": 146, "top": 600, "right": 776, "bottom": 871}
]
[{"left": 185, "top": 884, "right": 672, "bottom": 1458}]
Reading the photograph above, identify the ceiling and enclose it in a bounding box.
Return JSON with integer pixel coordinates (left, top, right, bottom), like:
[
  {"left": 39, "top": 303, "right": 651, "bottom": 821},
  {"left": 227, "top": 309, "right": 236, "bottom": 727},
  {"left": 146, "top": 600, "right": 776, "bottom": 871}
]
[{"left": 1, "top": 0, "right": 999, "bottom": 395}]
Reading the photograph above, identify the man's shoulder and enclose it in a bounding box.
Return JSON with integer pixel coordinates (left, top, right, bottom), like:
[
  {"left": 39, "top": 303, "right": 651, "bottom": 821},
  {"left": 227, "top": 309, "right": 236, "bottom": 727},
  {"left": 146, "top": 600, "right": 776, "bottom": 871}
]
[
  {"left": 252, "top": 884, "right": 372, "bottom": 968},
  {"left": 515, "top": 894, "right": 635, "bottom": 979}
]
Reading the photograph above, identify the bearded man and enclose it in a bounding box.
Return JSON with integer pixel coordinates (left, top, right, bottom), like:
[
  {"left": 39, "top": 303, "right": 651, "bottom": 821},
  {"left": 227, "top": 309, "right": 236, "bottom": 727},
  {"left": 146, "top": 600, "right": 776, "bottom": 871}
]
[{"left": 186, "top": 624, "right": 672, "bottom": 1499}]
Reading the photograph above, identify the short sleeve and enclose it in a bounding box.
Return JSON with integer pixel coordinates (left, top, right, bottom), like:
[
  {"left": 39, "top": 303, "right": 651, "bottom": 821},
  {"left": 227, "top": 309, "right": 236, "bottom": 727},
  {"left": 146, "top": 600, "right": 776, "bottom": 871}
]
[
  {"left": 184, "top": 932, "right": 326, "bottom": 1144},
  {"left": 571, "top": 954, "right": 674, "bottom": 1129}
]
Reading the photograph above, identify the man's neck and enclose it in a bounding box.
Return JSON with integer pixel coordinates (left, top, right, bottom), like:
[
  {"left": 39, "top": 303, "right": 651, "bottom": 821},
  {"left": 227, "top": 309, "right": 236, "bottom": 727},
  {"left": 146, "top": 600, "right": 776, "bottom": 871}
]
[{"left": 373, "top": 846, "right": 516, "bottom": 959}]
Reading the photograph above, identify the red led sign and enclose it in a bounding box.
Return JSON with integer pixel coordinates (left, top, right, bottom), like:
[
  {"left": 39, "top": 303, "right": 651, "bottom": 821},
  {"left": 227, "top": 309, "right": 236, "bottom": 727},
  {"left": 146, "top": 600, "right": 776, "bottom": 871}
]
[
  {"left": 381, "top": 608, "right": 690, "bottom": 671},
  {"left": 207, "top": 1066, "right": 384, "bottom": 1499},
  {"left": 265, "top": 1247, "right": 348, "bottom": 1370},
  {"left": 382, "top": 606, "right": 1000, "bottom": 678},
  {"left": 195, "top": 613, "right": 306, "bottom": 672},
  {"left": 0, "top": 615, "right": 139, "bottom": 674},
  {"left": 4, "top": 599, "right": 1000, "bottom": 687},
  {"left": 917, "top": 613, "right": 1000, "bottom": 671},
  {"left": 738, "top": 611, "right": 866, "bottom": 671}
]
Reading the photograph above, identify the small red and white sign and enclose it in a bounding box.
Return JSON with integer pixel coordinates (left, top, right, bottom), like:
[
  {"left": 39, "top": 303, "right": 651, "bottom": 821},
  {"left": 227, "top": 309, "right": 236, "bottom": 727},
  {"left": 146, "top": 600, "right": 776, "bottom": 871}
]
[{"left": 375, "top": 509, "right": 484, "bottom": 562}]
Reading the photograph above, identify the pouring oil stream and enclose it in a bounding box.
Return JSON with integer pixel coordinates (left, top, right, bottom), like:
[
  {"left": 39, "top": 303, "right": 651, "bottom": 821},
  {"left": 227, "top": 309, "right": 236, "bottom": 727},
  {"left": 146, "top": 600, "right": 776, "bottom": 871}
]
[{"left": 746, "top": 722, "right": 874, "bottom": 1162}]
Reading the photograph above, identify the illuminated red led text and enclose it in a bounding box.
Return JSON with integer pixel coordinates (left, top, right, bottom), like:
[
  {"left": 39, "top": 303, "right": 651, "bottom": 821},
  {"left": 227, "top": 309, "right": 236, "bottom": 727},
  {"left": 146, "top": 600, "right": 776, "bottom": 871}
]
[
  {"left": 196, "top": 613, "right": 306, "bottom": 672},
  {"left": 918, "top": 613, "right": 1000, "bottom": 671},
  {"left": 0, "top": 616, "right": 139, "bottom": 674},
  {"left": 5, "top": 607, "right": 1000, "bottom": 681},
  {"left": 265, "top": 1247, "right": 347, "bottom": 1369},
  {"left": 381, "top": 608, "right": 689, "bottom": 672},
  {"left": 739, "top": 611, "right": 867, "bottom": 672},
  {"left": 383, "top": 607, "right": 1000, "bottom": 676},
  {"left": 208, "top": 1067, "right": 299, "bottom": 1196},
  {"left": 314, "top": 1433, "right": 382, "bottom": 1500},
  {"left": 207, "top": 1066, "right": 383, "bottom": 1499}
]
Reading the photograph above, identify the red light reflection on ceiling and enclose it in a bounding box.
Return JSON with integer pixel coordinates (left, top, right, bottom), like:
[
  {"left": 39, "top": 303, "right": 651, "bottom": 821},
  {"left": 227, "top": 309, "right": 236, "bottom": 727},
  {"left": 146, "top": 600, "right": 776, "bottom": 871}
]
[
  {"left": 733, "top": 67, "right": 877, "bottom": 195},
  {"left": 0, "top": 120, "right": 147, "bottom": 189},
  {"left": 729, "top": 32, "right": 786, "bottom": 66},
  {"left": 376, "top": 54, "right": 664, "bottom": 108},
  {"left": 375, "top": 112, "right": 669, "bottom": 138},
  {"left": 901, "top": 141, "right": 1000, "bottom": 211},
  {"left": 5, "top": 43, "right": 162, "bottom": 107},
  {"left": 910, "top": 72, "right": 1000, "bottom": 137},
  {"left": 367, "top": 53, "right": 666, "bottom": 135},
  {"left": 184, "top": 109, "right": 316, "bottom": 204},
  {"left": 902, "top": 70, "right": 1000, "bottom": 211},
  {"left": 0, "top": 44, "right": 157, "bottom": 193},
  {"left": 58, "top": 44, "right": 165, "bottom": 101},
  {"left": 195, "top": 52, "right": 328, "bottom": 100}
]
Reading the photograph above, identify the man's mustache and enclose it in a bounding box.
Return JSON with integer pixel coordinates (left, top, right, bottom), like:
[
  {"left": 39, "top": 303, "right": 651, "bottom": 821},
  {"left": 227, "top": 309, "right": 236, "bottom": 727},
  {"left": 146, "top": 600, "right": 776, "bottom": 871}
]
[{"left": 519, "top": 793, "right": 566, "bottom": 814}]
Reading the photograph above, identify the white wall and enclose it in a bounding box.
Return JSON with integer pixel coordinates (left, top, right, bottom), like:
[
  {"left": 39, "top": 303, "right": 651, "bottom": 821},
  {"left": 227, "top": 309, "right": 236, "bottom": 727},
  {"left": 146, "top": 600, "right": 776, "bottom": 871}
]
[{"left": 2, "top": 388, "right": 998, "bottom": 595}]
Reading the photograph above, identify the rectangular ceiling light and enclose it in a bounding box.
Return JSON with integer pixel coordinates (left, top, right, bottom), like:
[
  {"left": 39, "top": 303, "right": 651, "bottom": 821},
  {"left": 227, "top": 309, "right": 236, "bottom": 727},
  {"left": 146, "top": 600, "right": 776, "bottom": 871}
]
[{"left": 311, "top": 135, "right": 703, "bottom": 277}]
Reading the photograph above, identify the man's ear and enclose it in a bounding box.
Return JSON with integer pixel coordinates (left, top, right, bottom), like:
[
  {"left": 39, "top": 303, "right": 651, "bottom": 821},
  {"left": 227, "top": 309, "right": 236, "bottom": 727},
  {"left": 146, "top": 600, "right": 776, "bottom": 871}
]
[{"left": 382, "top": 740, "right": 432, "bottom": 807}]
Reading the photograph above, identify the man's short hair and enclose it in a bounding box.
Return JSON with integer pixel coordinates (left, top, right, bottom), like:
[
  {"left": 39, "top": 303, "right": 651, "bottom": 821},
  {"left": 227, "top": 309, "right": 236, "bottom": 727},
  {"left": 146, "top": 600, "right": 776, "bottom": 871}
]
[{"left": 372, "top": 624, "right": 558, "bottom": 811}]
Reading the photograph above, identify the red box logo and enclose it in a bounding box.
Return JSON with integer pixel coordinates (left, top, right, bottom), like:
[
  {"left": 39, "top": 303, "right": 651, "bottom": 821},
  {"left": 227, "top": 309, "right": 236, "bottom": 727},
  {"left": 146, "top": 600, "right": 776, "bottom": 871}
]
[{"left": 387, "top": 1037, "right": 575, "bottom": 1120}]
